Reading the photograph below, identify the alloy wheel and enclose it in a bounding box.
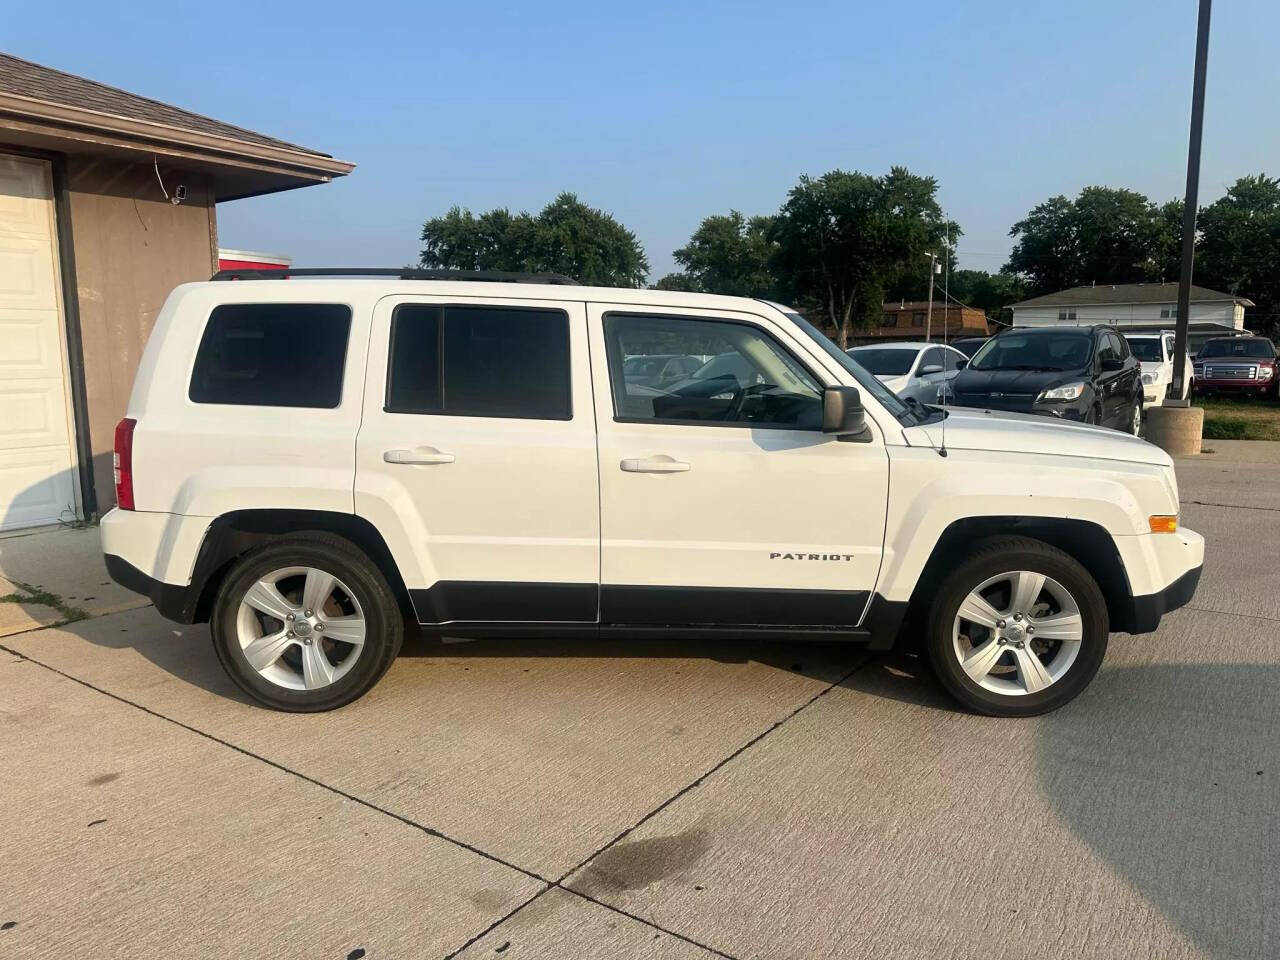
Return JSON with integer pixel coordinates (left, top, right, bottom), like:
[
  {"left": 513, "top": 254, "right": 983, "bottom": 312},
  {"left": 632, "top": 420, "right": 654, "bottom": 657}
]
[
  {"left": 235, "top": 566, "right": 366, "bottom": 691},
  {"left": 952, "top": 570, "right": 1083, "bottom": 696}
]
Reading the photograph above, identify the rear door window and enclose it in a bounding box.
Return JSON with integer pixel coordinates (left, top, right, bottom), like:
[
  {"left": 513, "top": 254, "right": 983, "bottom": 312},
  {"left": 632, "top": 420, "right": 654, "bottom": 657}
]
[
  {"left": 189, "top": 303, "right": 352, "bottom": 407},
  {"left": 386, "top": 304, "right": 572, "bottom": 420}
]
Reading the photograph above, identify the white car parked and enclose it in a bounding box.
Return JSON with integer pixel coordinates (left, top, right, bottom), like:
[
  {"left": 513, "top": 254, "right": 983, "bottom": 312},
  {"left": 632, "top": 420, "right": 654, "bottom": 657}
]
[
  {"left": 846, "top": 342, "right": 969, "bottom": 406},
  {"left": 103, "top": 269, "right": 1204, "bottom": 718},
  {"left": 1124, "top": 332, "right": 1193, "bottom": 406}
]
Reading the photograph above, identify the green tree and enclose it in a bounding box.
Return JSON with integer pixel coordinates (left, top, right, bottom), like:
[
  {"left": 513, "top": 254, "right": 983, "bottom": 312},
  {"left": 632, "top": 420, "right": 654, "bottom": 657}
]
[
  {"left": 419, "top": 206, "right": 539, "bottom": 272},
  {"left": 771, "top": 167, "right": 949, "bottom": 347},
  {"left": 1198, "top": 174, "right": 1280, "bottom": 337},
  {"left": 672, "top": 211, "right": 779, "bottom": 298},
  {"left": 652, "top": 272, "right": 702, "bottom": 292},
  {"left": 1005, "top": 187, "right": 1167, "bottom": 294},
  {"left": 420, "top": 192, "right": 648, "bottom": 287}
]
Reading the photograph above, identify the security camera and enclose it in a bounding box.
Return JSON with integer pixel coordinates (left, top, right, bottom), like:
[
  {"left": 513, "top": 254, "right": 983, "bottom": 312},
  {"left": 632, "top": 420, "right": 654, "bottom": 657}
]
[{"left": 172, "top": 184, "right": 187, "bottom": 205}]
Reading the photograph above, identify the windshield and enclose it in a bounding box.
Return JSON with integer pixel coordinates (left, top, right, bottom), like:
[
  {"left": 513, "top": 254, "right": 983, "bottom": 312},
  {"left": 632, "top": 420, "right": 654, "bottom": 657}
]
[
  {"left": 847, "top": 348, "right": 915, "bottom": 376},
  {"left": 1199, "top": 338, "right": 1275, "bottom": 359},
  {"left": 783, "top": 311, "right": 917, "bottom": 423},
  {"left": 1125, "top": 338, "right": 1164, "bottom": 362},
  {"left": 952, "top": 338, "right": 987, "bottom": 358},
  {"left": 624, "top": 356, "right": 669, "bottom": 376},
  {"left": 691, "top": 353, "right": 753, "bottom": 381},
  {"left": 970, "top": 332, "right": 1092, "bottom": 371}
]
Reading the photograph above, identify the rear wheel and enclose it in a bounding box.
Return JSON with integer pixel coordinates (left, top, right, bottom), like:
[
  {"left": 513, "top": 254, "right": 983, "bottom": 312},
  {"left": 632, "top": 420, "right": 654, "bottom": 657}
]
[
  {"left": 1126, "top": 396, "right": 1143, "bottom": 435},
  {"left": 211, "top": 535, "right": 403, "bottom": 711},
  {"left": 926, "top": 537, "right": 1109, "bottom": 717}
]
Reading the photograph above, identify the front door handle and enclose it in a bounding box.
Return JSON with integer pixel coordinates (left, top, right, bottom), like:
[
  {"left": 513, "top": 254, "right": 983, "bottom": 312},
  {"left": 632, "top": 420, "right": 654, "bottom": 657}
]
[
  {"left": 620, "top": 456, "right": 690, "bottom": 473},
  {"left": 384, "top": 448, "right": 455, "bottom": 465}
]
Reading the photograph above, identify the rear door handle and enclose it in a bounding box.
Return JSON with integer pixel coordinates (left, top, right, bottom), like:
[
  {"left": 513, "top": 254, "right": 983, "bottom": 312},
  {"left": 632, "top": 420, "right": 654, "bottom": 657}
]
[
  {"left": 620, "top": 457, "right": 690, "bottom": 473},
  {"left": 384, "top": 448, "right": 455, "bottom": 465}
]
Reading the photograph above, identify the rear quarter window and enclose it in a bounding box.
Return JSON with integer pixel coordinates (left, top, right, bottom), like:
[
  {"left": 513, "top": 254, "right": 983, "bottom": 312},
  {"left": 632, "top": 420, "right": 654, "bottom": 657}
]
[{"left": 189, "top": 303, "right": 352, "bottom": 408}]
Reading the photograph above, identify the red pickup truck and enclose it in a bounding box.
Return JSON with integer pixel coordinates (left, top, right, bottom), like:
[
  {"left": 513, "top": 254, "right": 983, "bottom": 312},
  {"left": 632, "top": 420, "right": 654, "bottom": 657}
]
[{"left": 1193, "top": 336, "right": 1278, "bottom": 398}]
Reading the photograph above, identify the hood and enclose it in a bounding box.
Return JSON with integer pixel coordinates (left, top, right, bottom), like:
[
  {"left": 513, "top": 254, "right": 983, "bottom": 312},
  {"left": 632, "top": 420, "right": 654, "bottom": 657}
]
[
  {"left": 905, "top": 407, "right": 1173, "bottom": 467},
  {"left": 951, "top": 367, "right": 1084, "bottom": 396}
]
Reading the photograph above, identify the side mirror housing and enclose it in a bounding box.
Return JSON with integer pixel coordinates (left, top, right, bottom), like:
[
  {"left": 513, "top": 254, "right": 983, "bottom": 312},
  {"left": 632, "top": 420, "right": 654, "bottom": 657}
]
[
  {"left": 955, "top": 358, "right": 968, "bottom": 370},
  {"left": 1101, "top": 356, "right": 1124, "bottom": 372},
  {"left": 823, "top": 386, "right": 871, "bottom": 441},
  {"left": 919, "top": 363, "right": 943, "bottom": 375}
]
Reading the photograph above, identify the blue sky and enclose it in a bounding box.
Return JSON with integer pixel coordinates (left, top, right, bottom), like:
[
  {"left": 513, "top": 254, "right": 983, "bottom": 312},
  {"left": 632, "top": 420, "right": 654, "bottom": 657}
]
[{"left": 9, "top": 0, "right": 1278, "bottom": 280}]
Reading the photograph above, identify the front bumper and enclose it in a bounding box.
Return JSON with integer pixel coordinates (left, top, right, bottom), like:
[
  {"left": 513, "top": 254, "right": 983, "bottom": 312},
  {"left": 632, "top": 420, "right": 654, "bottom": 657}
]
[
  {"left": 1126, "top": 564, "right": 1202, "bottom": 634},
  {"left": 1195, "top": 378, "right": 1273, "bottom": 395},
  {"left": 1113, "top": 527, "right": 1205, "bottom": 633}
]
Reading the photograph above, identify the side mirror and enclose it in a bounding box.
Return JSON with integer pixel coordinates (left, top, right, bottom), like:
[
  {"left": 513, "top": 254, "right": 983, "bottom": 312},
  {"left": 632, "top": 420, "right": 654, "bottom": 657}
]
[
  {"left": 955, "top": 358, "right": 968, "bottom": 370},
  {"left": 823, "top": 386, "right": 870, "bottom": 441},
  {"left": 1101, "top": 356, "right": 1124, "bottom": 372},
  {"left": 919, "top": 363, "right": 943, "bottom": 375}
]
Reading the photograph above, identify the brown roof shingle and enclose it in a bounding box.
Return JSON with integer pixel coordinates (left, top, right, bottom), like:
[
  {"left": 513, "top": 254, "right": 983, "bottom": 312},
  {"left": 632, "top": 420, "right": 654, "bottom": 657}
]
[{"left": 0, "top": 52, "right": 330, "bottom": 157}]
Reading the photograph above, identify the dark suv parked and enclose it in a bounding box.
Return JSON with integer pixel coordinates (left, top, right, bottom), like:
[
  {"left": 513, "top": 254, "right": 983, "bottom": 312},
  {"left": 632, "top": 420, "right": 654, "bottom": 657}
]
[{"left": 950, "top": 325, "right": 1144, "bottom": 432}]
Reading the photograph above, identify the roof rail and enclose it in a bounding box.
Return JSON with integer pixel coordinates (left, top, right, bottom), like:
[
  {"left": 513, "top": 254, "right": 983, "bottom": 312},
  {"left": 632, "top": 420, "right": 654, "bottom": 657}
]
[{"left": 210, "top": 267, "right": 580, "bottom": 285}]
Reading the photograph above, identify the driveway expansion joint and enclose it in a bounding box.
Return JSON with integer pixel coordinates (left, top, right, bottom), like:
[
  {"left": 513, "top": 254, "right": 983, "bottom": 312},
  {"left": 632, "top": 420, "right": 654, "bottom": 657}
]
[
  {"left": 0, "top": 640, "right": 551, "bottom": 885},
  {"left": 4, "top": 637, "right": 860, "bottom": 960}
]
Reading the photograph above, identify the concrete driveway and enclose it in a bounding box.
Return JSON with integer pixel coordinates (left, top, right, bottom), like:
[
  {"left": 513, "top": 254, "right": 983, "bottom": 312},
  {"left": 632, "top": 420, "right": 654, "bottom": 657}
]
[{"left": 1, "top": 440, "right": 1276, "bottom": 959}]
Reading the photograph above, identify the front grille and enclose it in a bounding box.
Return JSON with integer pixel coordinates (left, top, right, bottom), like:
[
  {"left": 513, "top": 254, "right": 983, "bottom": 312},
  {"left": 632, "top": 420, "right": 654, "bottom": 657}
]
[{"left": 1203, "top": 365, "right": 1257, "bottom": 380}]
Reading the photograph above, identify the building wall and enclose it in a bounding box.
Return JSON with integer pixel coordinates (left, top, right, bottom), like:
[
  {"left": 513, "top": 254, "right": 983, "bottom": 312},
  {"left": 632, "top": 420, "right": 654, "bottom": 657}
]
[
  {"left": 64, "top": 156, "right": 216, "bottom": 510},
  {"left": 1012, "top": 301, "right": 1243, "bottom": 328}
]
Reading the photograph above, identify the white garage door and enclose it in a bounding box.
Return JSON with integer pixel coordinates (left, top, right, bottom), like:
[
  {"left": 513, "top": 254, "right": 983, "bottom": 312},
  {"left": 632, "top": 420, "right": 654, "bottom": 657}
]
[{"left": 0, "top": 154, "right": 78, "bottom": 531}]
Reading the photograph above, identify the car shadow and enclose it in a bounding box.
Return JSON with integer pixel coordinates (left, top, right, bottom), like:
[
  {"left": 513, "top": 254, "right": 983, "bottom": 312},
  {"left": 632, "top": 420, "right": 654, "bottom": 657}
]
[{"left": 838, "top": 649, "right": 1279, "bottom": 959}]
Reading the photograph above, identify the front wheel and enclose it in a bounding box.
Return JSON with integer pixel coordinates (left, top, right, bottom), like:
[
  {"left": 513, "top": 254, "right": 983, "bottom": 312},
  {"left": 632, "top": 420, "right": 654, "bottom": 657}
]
[
  {"left": 926, "top": 536, "right": 1109, "bottom": 717},
  {"left": 211, "top": 535, "right": 403, "bottom": 712}
]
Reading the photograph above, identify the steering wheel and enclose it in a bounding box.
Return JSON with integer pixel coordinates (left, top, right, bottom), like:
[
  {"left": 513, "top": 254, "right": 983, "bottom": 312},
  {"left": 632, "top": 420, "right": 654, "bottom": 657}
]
[{"left": 727, "top": 382, "right": 770, "bottom": 421}]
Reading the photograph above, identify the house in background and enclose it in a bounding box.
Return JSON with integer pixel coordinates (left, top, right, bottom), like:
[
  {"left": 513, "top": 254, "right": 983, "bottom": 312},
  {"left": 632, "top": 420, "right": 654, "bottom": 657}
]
[
  {"left": 0, "top": 53, "right": 352, "bottom": 530},
  {"left": 849, "top": 301, "right": 991, "bottom": 345},
  {"left": 1009, "top": 283, "right": 1252, "bottom": 353}
]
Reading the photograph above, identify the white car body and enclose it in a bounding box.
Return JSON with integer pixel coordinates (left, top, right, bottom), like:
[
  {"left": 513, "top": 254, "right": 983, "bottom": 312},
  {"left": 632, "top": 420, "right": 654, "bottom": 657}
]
[
  {"left": 101, "top": 277, "right": 1205, "bottom": 714},
  {"left": 846, "top": 341, "right": 969, "bottom": 405},
  {"left": 1124, "top": 332, "right": 1192, "bottom": 405}
]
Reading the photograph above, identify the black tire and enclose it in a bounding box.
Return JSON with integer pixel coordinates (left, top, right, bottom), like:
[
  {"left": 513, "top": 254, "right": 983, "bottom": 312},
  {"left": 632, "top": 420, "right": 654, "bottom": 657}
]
[
  {"left": 211, "top": 534, "right": 403, "bottom": 712},
  {"left": 925, "top": 536, "right": 1109, "bottom": 717},
  {"left": 1125, "top": 395, "right": 1143, "bottom": 435}
]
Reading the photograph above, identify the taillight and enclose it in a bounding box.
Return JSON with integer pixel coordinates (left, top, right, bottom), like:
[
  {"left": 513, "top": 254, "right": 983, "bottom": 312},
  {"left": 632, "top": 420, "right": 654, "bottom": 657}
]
[{"left": 113, "top": 418, "right": 136, "bottom": 510}]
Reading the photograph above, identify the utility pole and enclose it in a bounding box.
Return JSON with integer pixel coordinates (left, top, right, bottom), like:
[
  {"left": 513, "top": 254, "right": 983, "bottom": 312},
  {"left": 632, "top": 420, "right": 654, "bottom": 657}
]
[
  {"left": 1170, "top": 0, "right": 1212, "bottom": 406},
  {"left": 1148, "top": 0, "right": 1210, "bottom": 455},
  {"left": 925, "top": 252, "right": 939, "bottom": 343}
]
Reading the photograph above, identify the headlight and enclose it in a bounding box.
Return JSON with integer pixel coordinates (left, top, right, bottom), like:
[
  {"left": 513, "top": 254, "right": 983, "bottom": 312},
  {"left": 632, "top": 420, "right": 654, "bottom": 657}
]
[
  {"left": 1038, "top": 381, "right": 1086, "bottom": 401},
  {"left": 1261, "top": 366, "right": 1275, "bottom": 380}
]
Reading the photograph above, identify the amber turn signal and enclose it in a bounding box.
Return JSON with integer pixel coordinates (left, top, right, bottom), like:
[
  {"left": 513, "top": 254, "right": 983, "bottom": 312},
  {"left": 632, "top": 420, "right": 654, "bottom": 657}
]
[{"left": 1148, "top": 515, "right": 1178, "bottom": 534}]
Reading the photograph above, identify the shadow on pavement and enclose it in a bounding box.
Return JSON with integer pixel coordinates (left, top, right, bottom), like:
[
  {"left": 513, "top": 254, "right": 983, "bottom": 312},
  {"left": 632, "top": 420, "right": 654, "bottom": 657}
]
[
  {"left": 1035, "top": 663, "right": 1278, "bottom": 960},
  {"left": 844, "top": 652, "right": 1278, "bottom": 960}
]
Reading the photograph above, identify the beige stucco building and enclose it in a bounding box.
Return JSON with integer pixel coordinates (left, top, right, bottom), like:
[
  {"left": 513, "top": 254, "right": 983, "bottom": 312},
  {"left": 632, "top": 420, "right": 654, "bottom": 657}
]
[{"left": 0, "top": 53, "right": 352, "bottom": 530}]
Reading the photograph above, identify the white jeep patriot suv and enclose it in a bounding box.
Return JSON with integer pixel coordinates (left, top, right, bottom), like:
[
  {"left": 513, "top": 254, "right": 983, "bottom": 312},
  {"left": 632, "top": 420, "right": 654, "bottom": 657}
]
[{"left": 102, "top": 269, "right": 1204, "bottom": 717}]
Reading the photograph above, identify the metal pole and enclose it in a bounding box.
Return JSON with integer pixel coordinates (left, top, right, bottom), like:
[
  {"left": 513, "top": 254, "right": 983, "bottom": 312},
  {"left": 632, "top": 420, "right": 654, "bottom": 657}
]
[
  {"left": 1170, "top": 0, "right": 1212, "bottom": 405},
  {"left": 925, "top": 252, "right": 936, "bottom": 343}
]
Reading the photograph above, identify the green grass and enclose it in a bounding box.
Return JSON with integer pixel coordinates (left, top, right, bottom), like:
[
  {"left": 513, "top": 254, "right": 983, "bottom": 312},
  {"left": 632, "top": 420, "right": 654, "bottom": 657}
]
[
  {"left": 1197, "top": 396, "right": 1280, "bottom": 441},
  {"left": 0, "top": 580, "right": 88, "bottom": 624}
]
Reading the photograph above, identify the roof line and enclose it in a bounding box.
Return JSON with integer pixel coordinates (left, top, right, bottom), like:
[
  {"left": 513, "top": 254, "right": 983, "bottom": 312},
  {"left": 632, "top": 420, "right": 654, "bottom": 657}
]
[
  {"left": 0, "top": 90, "right": 353, "bottom": 175},
  {"left": 0, "top": 52, "right": 320, "bottom": 155}
]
